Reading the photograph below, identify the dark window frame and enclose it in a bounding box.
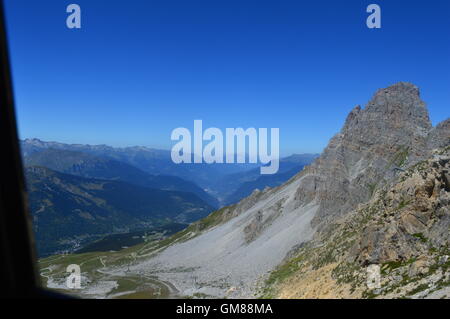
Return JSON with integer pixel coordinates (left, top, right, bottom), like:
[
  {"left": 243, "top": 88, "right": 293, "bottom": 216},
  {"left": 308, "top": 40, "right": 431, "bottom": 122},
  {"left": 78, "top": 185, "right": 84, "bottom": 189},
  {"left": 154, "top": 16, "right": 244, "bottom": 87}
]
[{"left": 0, "top": 1, "right": 66, "bottom": 299}]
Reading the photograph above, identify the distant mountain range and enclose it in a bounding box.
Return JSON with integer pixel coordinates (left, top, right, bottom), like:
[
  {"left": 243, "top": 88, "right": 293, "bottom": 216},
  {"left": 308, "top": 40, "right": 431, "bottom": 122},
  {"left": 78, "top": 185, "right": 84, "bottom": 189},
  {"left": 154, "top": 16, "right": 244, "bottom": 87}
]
[
  {"left": 20, "top": 138, "right": 260, "bottom": 191},
  {"left": 20, "top": 139, "right": 317, "bottom": 206},
  {"left": 24, "top": 148, "right": 219, "bottom": 208},
  {"left": 20, "top": 138, "right": 317, "bottom": 256}
]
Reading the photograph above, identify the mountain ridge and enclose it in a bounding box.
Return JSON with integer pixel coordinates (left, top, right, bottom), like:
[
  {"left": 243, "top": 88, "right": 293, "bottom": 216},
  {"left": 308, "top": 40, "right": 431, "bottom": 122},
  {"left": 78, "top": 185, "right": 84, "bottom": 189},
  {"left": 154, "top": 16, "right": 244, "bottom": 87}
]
[
  {"left": 24, "top": 148, "right": 219, "bottom": 207},
  {"left": 20, "top": 138, "right": 261, "bottom": 190},
  {"left": 21, "top": 139, "right": 317, "bottom": 207}
]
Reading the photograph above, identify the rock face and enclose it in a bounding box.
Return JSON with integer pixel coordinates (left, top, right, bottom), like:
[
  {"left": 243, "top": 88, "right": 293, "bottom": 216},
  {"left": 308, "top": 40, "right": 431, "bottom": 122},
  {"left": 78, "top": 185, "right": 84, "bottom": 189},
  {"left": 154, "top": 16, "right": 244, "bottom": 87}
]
[
  {"left": 305, "top": 82, "right": 436, "bottom": 228},
  {"left": 355, "top": 154, "right": 450, "bottom": 266},
  {"left": 265, "top": 149, "right": 449, "bottom": 299}
]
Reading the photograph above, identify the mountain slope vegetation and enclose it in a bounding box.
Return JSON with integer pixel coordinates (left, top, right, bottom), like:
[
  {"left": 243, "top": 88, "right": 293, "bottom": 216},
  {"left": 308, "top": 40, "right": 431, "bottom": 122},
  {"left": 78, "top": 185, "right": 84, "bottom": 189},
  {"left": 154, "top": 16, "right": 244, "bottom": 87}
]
[{"left": 26, "top": 166, "right": 214, "bottom": 257}]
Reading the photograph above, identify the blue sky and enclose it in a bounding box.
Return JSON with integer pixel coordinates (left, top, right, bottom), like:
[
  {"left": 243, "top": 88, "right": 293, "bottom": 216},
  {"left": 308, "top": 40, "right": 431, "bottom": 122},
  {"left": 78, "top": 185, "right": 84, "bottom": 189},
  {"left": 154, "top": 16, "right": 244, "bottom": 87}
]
[{"left": 4, "top": 0, "right": 450, "bottom": 155}]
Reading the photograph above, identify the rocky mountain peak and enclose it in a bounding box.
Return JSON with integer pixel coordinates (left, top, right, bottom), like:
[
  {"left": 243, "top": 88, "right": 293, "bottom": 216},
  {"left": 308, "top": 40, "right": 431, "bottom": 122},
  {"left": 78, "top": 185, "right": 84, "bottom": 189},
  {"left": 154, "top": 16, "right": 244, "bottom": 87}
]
[
  {"left": 369, "top": 81, "right": 430, "bottom": 126},
  {"left": 374, "top": 81, "right": 420, "bottom": 97},
  {"left": 297, "top": 82, "right": 441, "bottom": 228},
  {"left": 342, "top": 82, "right": 431, "bottom": 150}
]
